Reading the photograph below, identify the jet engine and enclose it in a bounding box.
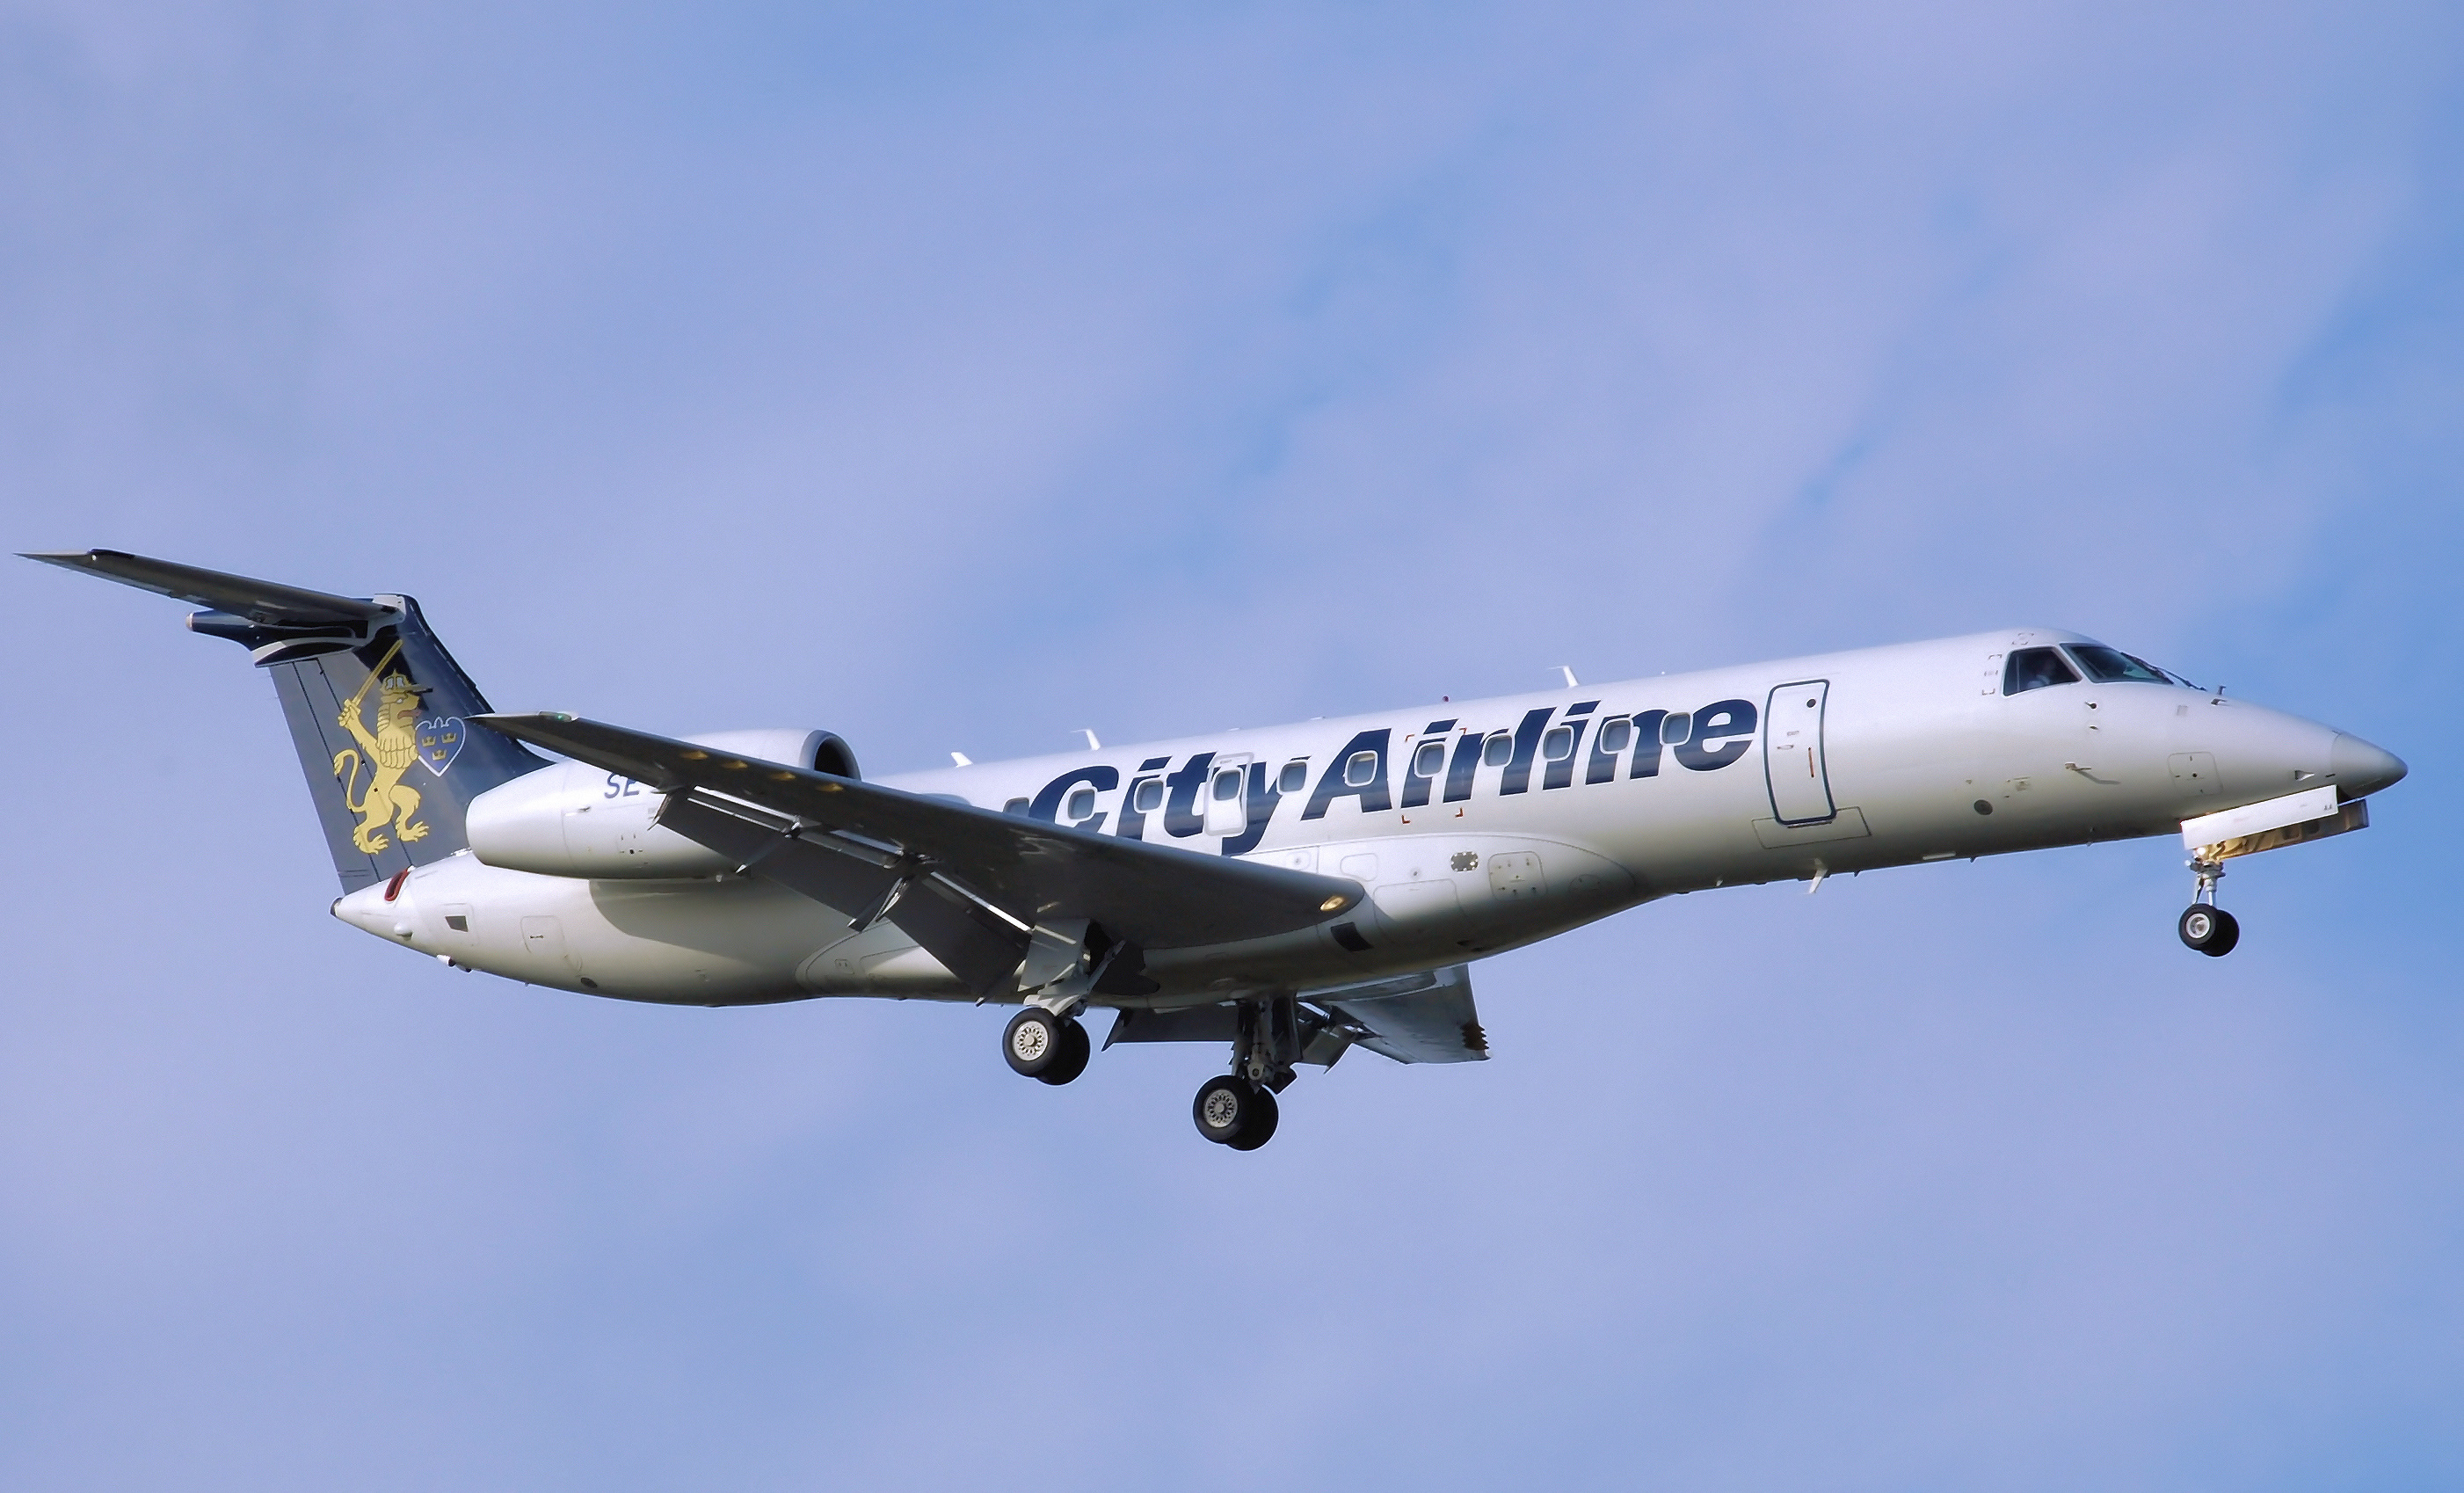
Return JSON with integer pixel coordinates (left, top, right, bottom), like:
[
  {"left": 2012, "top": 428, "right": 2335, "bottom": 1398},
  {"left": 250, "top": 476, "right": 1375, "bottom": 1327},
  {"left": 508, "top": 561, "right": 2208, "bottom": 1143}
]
[{"left": 466, "top": 729, "right": 857, "bottom": 879}]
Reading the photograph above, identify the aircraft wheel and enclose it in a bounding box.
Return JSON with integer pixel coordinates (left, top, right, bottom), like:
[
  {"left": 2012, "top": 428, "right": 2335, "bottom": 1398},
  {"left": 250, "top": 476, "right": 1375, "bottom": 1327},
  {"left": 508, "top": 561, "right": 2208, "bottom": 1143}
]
[
  {"left": 1193, "top": 1074, "right": 1276, "bottom": 1147},
  {"left": 1226, "top": 1086, "right": 1279, "bottom": 1150},
  {"left": 1037, "top": 1018, "right": 1092, "bottom": 1087},
  {"left": 2177, "top": 905, "right": 2241, "bottom": 958},
  {"left": 1004, "top": 1007, "right": 1070, "bottom": 1078}
]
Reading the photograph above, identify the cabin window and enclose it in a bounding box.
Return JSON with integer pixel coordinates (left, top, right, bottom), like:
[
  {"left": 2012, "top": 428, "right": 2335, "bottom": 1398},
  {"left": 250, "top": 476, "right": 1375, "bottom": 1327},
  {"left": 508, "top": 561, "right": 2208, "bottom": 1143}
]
[
  {"left": 1279, "top": 760, "right": 1309, "bottom": 794},
  {"left": 1412, "top": 740, "right": 1447, "bottom": 777},
  {"left": 1481, "top": 732, "right": 1514, "bottom": 768},
  {"left": 2004, "top": 647, "right": 2081, "bottom": 695},
  {"left": 1211, "top": 767, "right": 1244, "bottom": 802},
  {"left": 1003, "top": 797, "right": 1031, "bottom": 816},
  {"left": 1597, "top": 717, "right": 1632, "bottom": 754},
  {"left": 1065, "top": 786, "right": 1098, "bottom": 819},
  {"left": 1660, "top": 711, "right": 1691, "bottom": 746},
  {"left": 2067, "top": 645, "right": 2175, "bottom": 686},
  {"left": 1133, "top": 780, "right": 1165, "bottom": 813},
  {"left": 1541, "top": 725, "right": 1575, "bottom": 761},
  {"left": 1344, "top": 750, "right": 1379, "bottom": 787}
]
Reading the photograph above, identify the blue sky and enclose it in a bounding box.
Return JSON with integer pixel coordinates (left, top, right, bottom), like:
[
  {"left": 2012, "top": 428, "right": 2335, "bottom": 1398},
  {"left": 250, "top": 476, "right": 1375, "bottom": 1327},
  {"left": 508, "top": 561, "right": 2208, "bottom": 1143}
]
[{"left": 4, "top": 3, "right": 2460, "bottom": 1488}]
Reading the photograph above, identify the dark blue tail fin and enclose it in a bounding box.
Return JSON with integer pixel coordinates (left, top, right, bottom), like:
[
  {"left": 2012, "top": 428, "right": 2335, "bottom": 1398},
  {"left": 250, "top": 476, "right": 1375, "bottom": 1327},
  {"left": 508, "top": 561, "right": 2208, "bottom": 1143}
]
[{"left": 24, "top": 550, "right": 548, "bottom": 892}]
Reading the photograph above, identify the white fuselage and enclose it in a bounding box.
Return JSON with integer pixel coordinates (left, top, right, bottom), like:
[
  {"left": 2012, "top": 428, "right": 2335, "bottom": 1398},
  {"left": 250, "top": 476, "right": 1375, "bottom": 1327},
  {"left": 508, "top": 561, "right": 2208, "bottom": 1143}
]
[{"left": 332, "top": 629, "right": 2365, "bottom": 1008}]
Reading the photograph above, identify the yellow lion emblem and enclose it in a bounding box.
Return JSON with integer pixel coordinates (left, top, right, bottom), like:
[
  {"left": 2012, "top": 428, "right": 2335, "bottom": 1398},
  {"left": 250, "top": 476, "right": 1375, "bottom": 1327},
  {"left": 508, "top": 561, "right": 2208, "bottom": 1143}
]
[{"left": 331, "top": 640, "right": 431, "bottom": 854}]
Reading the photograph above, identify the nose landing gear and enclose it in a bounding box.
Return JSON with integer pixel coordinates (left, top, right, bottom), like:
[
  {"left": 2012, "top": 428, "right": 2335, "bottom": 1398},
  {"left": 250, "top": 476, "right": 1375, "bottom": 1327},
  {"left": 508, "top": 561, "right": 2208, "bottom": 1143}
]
[
  {"left": 2177, "top": 904, "right": 2240, "bottom": 956},
  {"left": 2177, "top": 856, "right": 2240, "bottom": 957}
]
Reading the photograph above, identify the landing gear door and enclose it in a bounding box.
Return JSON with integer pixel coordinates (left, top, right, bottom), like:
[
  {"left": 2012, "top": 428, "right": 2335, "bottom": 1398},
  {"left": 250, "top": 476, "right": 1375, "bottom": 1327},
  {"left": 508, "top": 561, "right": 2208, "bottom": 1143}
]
[
  {"left": 1765, "top": 681, "right": 1835, "bottom": 825},
  {"left": 1203, "top": 754, "right": 1252, "bottom": 838}
]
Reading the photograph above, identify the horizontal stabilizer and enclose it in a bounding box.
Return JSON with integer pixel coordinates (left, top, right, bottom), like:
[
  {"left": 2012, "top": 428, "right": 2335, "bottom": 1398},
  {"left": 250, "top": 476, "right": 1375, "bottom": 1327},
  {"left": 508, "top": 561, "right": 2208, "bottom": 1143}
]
[{"left": 21, "top": 550, "right": 390, "bottom": 624}]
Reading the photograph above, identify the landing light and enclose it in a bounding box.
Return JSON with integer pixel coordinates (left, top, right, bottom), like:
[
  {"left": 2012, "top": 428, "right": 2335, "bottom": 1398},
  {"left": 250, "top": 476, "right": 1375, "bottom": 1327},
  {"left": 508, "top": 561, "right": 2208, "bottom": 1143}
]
[{"left": 1319, "top": 894, "right": 1347, "bottom": 912}]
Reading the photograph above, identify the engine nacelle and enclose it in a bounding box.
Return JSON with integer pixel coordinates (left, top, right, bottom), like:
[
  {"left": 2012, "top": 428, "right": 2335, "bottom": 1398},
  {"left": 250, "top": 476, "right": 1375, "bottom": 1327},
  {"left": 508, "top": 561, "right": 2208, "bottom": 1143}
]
[{"left": 466, "top": 728, "right": 857, "bottom": 879}]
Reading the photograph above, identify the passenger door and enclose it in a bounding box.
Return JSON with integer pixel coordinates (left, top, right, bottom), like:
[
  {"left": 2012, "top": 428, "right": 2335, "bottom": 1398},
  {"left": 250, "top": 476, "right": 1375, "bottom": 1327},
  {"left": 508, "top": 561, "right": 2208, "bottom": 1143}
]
[{"left": 1764, "top": 681, "right": 1835, "bottom": 825}]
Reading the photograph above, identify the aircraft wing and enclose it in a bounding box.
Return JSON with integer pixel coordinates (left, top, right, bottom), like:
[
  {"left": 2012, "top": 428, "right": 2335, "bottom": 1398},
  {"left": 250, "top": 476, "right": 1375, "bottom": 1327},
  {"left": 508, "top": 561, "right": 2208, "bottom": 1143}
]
[
  {"left": 469, "top": 712, "right": 1365, "bottom": 996},
  {"left": 1312, "top": 964, "right": 1489, "bottom": 1064},
  {"left": 1105, "top": 963, "right": 1491, "bottom": 1065}
]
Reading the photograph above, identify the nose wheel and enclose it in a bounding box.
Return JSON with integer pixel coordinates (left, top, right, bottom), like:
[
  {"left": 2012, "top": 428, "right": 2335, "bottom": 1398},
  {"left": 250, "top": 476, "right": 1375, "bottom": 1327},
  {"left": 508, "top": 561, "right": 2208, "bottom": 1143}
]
[
  {"left": 1003, "top": 1007, "right": 1091, "bottom": 1084},
  {"left": 2178, "top": 856, "right": 2240, "bottom": 957},
  {"left": 2177, "top": 904, "right": 2240, "bottom": 957}
]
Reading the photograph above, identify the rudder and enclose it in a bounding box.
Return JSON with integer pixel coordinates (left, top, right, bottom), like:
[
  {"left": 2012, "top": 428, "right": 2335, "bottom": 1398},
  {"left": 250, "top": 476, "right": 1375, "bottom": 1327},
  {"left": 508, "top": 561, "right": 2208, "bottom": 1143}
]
[{"left": 24, "top": 550, "right": 548, "bottom": 891}]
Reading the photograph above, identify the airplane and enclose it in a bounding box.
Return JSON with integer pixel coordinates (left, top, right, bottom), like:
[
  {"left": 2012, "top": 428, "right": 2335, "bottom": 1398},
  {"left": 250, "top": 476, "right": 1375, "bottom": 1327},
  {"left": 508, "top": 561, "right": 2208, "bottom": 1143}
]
[{"left": 25, "top": 549, "right": 2409, "bottom": 1149}]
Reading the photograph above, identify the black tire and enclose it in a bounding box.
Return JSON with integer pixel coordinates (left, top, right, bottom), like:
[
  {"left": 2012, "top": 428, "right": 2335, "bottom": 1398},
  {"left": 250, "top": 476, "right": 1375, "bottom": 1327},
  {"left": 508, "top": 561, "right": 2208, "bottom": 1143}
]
[
  {"left": 1193, "top": 1074, "right": 1261, "bottom": 1146},
  {"left": 1226, "top": 1086, "right": 1280, "bottom": 1150},
  {"left": 1003, "top": 1008, "right": 1065, "bottom": 1077},
  {"left": 1036, "top": 1019, "right": 1092, "bottom": 1086},
  {"left": 2178, "top": 904, "right": 2242, "bottom": 958}
]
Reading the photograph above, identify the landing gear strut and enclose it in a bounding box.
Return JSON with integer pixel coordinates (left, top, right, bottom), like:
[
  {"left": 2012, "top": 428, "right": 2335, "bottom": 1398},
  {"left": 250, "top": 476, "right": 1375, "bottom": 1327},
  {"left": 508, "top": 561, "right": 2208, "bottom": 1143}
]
[
  {"left": 2177, "top": 856, "right": 2240, "bottom": 958},
  {"left": 1192, "top": 994, "right": 1299, "bottom": 1150},
  {"left": 1003, "top": 1006, "right": 1090, "bottom": 1084}
]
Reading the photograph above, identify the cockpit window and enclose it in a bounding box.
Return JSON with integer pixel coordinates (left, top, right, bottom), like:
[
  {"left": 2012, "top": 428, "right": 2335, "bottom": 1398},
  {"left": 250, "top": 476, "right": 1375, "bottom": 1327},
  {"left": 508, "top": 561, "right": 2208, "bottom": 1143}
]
[
  {"left": 2067, "top": 645, "right": 2177, "bottom": 686},
  {"left": 2003, "top": 647, "right": 2081, "bottom": 695}
]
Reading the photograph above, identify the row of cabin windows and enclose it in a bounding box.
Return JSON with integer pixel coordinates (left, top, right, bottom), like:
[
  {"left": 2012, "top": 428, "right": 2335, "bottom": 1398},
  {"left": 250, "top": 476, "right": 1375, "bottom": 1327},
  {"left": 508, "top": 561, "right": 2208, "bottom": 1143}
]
[
  {"left": 1020, "top": 709, "right": 1704, "bottom": 820},
  {"left": 2003, "top": 644, "right": 2197, "bottom": 696},
  {"left": 1040, "top": 647, "right": 2186, "bottom": 817}
]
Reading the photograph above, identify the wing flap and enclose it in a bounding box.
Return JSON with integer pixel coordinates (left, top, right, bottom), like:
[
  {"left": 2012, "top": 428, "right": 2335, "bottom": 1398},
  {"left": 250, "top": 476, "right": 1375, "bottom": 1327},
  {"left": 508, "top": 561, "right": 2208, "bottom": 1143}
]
[
  {"left": 1318, "top": 965, "right": 1488, "bottom": 1064},
  {"left": 469, "top": 713, "right": 1365, "bottom": 958},
  {"left": 1101, "top": 966, "right": 1492, "bottom": 1066},
  {"left": 658, "top": 791, "right": 1034, "bottom": 995}
]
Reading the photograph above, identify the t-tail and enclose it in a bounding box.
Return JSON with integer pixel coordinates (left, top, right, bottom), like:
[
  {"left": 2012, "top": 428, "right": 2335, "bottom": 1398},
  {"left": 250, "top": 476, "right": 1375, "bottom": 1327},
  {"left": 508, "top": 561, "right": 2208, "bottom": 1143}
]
[{"left": 23, "top": 550, "right": 549, "bottom": 892}]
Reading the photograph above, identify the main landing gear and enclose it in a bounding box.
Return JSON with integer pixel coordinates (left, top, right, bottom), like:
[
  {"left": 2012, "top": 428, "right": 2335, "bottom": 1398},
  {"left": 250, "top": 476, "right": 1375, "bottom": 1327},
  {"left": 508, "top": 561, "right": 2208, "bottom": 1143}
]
[
  {"left": 1191, "top": 995, "right": 1299, "bottom": 1151},
  {"left": 1193, "top": 1074, "right": 1279, "bottom": 1150},
  {"left": 999, "top": 992, "right": 1302, "bottom": 1150},
  {"left": 2177, "top": 856, "right": 2241, "bottom": 958},
  {"left": 1002, "top": 1006, "right": 1090, "bottom": 1085}
]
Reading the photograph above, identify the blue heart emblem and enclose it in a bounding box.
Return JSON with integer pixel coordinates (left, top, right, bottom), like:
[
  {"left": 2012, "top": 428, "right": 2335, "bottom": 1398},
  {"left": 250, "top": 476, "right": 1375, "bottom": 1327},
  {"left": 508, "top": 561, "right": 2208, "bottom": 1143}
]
[{"left": 417, "top": 716, "right": 466, "bottom": 776}]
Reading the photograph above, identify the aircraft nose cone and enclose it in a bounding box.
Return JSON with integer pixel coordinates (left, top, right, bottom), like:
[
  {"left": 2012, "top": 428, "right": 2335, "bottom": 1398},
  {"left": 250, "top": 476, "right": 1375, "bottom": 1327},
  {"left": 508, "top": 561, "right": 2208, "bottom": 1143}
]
[{"left": 2330, "top": 732, "right": 2407, "bottom": 797}]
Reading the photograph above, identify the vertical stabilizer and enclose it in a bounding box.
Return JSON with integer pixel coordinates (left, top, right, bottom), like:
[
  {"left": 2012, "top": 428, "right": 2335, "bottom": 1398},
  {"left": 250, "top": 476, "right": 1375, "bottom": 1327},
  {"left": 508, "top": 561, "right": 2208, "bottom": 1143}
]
[{"left": 24, "top": 550, "right": 548, "bottom": 891}]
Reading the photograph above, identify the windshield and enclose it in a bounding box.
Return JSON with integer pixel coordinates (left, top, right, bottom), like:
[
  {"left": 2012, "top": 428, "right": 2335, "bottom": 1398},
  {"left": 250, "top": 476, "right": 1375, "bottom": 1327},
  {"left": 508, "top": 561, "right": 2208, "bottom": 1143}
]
[
  {"left": 2003, "top": 647, "right": 2080, "bottom": 695},
  {"left": 2067, "top": 644, "right": 2196, "bottom": 688}
]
